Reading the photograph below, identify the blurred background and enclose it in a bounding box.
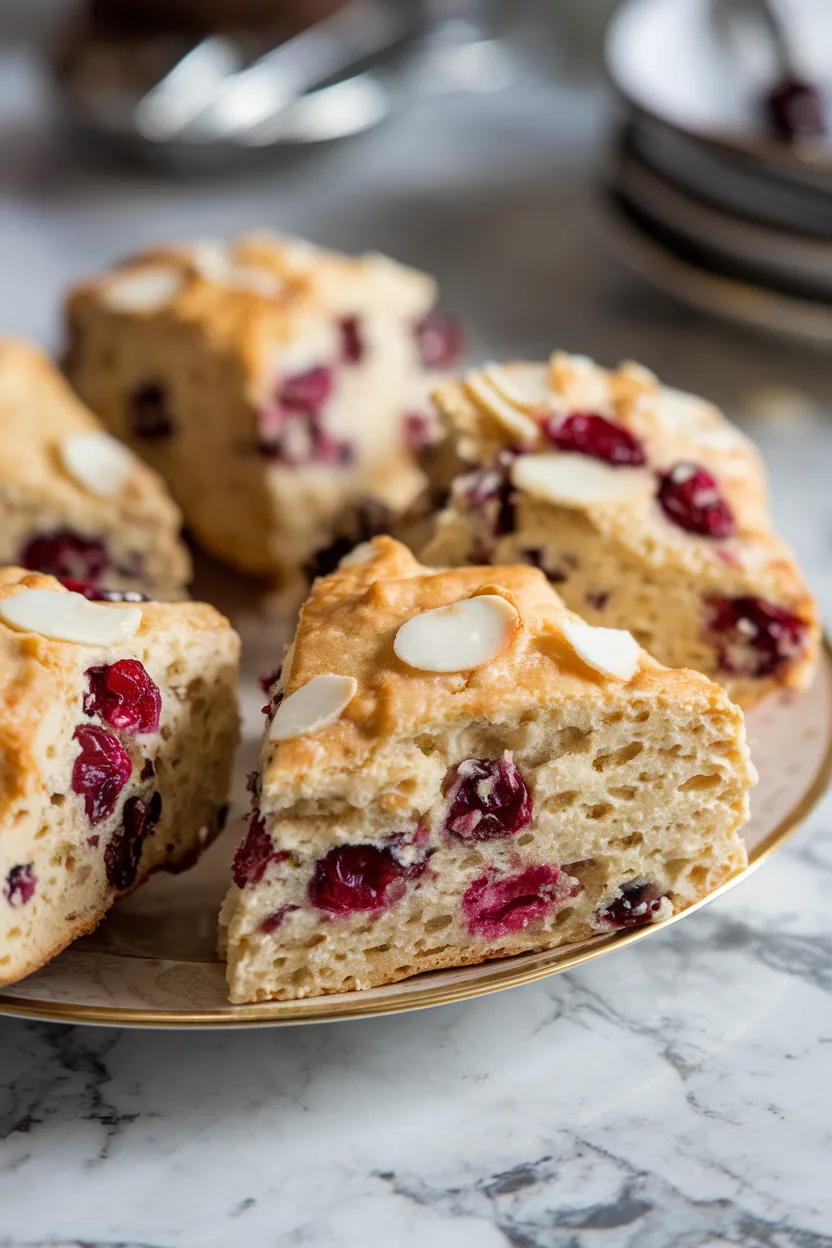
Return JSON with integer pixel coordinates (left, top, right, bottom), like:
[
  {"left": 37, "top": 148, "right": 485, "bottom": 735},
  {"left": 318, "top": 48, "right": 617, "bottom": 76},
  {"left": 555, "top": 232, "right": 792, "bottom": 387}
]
[{"left": 2, "top": 0, "right": 832, "bottom": 615}]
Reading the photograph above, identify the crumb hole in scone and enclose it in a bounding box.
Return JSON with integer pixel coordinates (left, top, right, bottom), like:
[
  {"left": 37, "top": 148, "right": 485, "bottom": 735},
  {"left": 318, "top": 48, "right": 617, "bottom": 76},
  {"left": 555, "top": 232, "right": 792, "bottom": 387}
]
[{"left": 592, "top": 741, "right": 643, "bottom": 771}]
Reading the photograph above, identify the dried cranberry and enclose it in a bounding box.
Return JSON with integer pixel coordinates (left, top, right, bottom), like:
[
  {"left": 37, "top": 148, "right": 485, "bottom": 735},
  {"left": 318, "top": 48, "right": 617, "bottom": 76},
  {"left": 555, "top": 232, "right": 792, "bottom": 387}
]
[
  {"left": 72, "top": 725, "right": 132, "bottom": 824},
  {"left": 707, "top": 595, "right": 808, "bottom": 679},
  {"left": 21, "top": 530, "right": 108, "bottom": 584},
  {"left": 4, "top": 864, "right": 36, "bottom": 907},
  {"left": 657, "top": 463, "right": 734, "bottom": 538},
  {"left": 309, "top": 844, "right": 408, "bottom": 915},
  {"left": 546, "top": 412, "right": 646, "bottom": 466},
  {"left": 766, "top": 77, "right": 826, "bottom": 141},
  {"left": 278, "top": 366, "right": 333, "bottom": 413},
  {"left": 232, "top": 814, "right": 285, "bottom": 889},
  {"left": 104, "top": 794, "right": 160, "bottom": 890},
  {"left": 259, "top": 666, "right": 282, "bottom": 695},
  {"left": 462, "top": 865, "right": 563, "bottom": 939},
  {"left": 60, "top": 579, "right": 148, "bottom": 603},
  {"left": 258, "top": 412, "right": 352, "bottom": 467},
  {"left": 597, "top": 879, "right": 664, "bottom": 929},
  {"left": 461, "top": 451, "right": 517, "bottom": 538},
  {"left": 84, "top": 660, "right": 162, "bottom": 735},
  {"left": 339, "top": 316, "right": 365, "bottom": 364},
  {"left": 415, "top": 313, "right": 464, "bottom": 370},
  {"left": 444, "top": 753, "right": 532, "bottom": 842},
  {"left": 403, "top": 412, "right": 439, "bottom": 458},
  {"left": 260, "top": 904, "right": 298, "bottom": 934},
  {"left": 129, "top": 381, "right": 174, "bottom": 441}
]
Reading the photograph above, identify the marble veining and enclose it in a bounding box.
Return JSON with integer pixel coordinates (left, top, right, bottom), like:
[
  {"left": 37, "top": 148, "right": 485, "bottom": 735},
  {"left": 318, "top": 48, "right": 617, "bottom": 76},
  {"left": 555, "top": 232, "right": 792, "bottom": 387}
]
[{"left": 2, "top": 28, "right": 832, "bottom": 1248}]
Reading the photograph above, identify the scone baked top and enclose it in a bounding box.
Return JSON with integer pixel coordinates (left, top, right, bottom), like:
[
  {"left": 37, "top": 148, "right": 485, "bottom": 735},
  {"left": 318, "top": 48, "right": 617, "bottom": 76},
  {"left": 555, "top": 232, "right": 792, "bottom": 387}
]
[
  {"left": 67, "top": 232, "right": 437, "bottom": 387},
  {"left": 0, "top": 567, "right": 234, "bottom": 833},
  {"left": 260, "top": 536, "right": 756, "bottom": 809},
  {"left": 0, "top": 339, "right": 188, "bottom": 552}
]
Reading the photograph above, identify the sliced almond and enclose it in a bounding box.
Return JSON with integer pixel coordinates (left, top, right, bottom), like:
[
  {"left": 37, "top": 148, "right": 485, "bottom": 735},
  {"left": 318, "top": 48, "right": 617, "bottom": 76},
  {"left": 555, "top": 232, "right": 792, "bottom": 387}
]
[
  {"left": 394, "top": 594, "right": 519, "bottom": 673},
  {"left": 0, "top": 589, "right": 142, "bottom": 646},
  {"left": 465, "top": 372, "right": 540, "bottom": 445},
  {"left": 482, "top": 362, "right": 552, "bottom": 411},
  {"left": 270, "top": 673, "right": 357, "bottom": 741},
  {"left": 103, "top": 265, "right": 184, "bottom": 313},
  {"left": 511, "top": 453, "right": 653, "bottom": 507},
  {"left": 61, "top": 431, "right": 134, "bottom": 497},
  {"left": 561, "top": 618, "right": 640, "bottom": 681}
]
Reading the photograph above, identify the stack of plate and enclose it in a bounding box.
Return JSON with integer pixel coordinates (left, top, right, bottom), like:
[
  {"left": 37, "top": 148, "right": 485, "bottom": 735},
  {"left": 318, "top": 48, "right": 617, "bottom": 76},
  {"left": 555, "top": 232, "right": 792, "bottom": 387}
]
[{"left": 603, "top": 0, "right": 832, "bottom": 345}]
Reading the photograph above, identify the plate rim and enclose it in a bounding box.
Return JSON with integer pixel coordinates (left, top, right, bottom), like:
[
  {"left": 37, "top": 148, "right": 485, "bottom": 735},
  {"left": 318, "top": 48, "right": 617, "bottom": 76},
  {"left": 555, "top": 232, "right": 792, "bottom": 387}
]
[{"left": 3, "top": 646, "right": 831, "bottom": 1029}]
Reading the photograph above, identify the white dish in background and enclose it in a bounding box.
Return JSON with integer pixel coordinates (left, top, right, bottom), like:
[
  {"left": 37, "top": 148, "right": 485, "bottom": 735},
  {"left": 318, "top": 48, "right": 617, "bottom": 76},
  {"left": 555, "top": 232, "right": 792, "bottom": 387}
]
[
  {"left": 0, "top": 553, "right": 829, "bottom": 1029},
  {"left": 614, "top": 141, "right": 832, "bottom": 295},
  {"left": 602, "top": 193, "right": 832, "bottom": 346},
  {"left": 607, "top": 0, "right": 832, "bottom": 178}
]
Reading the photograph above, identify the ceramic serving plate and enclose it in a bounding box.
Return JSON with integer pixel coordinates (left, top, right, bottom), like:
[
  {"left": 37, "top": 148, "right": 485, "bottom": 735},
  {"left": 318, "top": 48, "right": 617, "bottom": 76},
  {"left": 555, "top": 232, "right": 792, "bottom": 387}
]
[{"left": 1, "top": 560, "right": 829, "bottom": 1031}]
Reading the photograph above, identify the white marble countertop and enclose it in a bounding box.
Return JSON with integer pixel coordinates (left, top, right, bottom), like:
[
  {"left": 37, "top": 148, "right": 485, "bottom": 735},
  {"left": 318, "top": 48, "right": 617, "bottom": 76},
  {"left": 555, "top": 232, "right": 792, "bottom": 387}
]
[{"left": 2, "top": 37, "right": 832, "bottom": 1248}]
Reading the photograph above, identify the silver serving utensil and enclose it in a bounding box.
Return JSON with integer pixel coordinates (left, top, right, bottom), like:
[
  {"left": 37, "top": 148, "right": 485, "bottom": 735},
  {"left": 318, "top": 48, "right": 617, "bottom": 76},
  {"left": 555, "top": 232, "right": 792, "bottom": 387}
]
[{"left": 161, "top": 0, "right": 423, "bottom": 145}]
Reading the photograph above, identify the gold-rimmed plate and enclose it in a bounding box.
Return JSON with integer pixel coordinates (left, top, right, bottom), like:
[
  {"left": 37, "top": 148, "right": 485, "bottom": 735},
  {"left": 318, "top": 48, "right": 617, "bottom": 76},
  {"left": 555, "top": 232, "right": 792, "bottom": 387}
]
[{"left": 2, "top": 626, "right": 830, "bottom": 1028}]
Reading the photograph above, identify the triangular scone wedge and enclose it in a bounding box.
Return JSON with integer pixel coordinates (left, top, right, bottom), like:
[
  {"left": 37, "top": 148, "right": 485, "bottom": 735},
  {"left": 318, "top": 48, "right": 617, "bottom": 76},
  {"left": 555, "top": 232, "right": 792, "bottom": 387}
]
[
  {"left": 65, "top": 232, "right": 461, "bottom": 595},
  {"left": 0, "top": 569, "right": 240, "bottom": 986},
  {"left": 406, "top": 352, "right": 819, "bottom": 708},
  {"left": 0, "top": 340, "right": 191, "bottom": 599},
  {"left": 221, "top": 536, "right": 755, "bottom": 1004}
]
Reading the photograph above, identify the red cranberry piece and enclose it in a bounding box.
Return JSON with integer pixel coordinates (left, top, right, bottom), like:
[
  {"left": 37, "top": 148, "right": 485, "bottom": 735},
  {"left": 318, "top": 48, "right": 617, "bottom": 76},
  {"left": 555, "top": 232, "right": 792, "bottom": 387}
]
[
  {"left": 278, "top": 366, "right": 334, "bottom": 413},
  {"left": 461, "top": 450, "right": 517, "bottom": 538},
  {"left": 4, "top": 864, "right": 36, "bottom": 907},
  {"left": 129, "top": 381, "right": 174, "bottom": 441},
  {"left": 339, "top": 317, "right": 365, "bottom": 364},
  {"left": 259, "top": 666, "right": 282, "bottom": 695},
  {"left": 309, "top": 844, "right": 407, "bottom": 915},
  {"left": 707, "top": 595, "right": 808, "bottom": 679},
  {"left": 104, "top": 793, "right": 160, "bottom": 890},
  {"left": 403, "top": 411, "right": 440, "bottom": 459},
  {"left": 766, "top": 77, "right": 826, "bottom": 141},
  {"left": 84, "top": 660, "right": 162, "bottom": 735},
  {"left": 598, "top": 879, "right": 664, "bottom": 929},
  {"left": 657, "top": 463, "right": 734, "bottom": 538},
  {"left": 60, "top": 579, "right": 148, "bottom": 603},
  {"left": 415, "top": 313, "right": 464, "bottom": 370},
  {"left": 546, "top": 412, "right": 646, "bottom": 466},
  {"left": 232, "top": 814, "right": 286, "bottom": 888},
  {"left": 260, "top": 903, "right": 299, "bottom": 934},
  {"left": 72, "top": 725, "right": 132, "bottom": 824},
  {"left": 462, "top": 865, "right": 562, "bottom": 939},
  {"left": 258, "top": 412, "right": 352, "bottom": 468},
  {"left": 444, "top": 752, "right": 532, "bottom": 842},
  {"left": 21, "top": 530, "right": 108, "bottom": 584}
]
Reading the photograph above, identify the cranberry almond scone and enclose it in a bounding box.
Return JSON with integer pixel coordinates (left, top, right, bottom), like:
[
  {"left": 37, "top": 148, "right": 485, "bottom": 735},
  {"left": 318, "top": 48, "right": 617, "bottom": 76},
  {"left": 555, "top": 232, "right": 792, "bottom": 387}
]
[
  {"left": 221, "top": 537, "right": 755, "bottom": 1004},
  {"left": 0, "top": 569, "right": 240, "bottom": 986},
  {"left": 409, "top": 352, "right": 819, "bottom": 708},
  {"left": 0, "top": 339, "right": 190, "bottom": 599},
  {"left": 65, "top": 233, "right": 462, "bottom": 592}
]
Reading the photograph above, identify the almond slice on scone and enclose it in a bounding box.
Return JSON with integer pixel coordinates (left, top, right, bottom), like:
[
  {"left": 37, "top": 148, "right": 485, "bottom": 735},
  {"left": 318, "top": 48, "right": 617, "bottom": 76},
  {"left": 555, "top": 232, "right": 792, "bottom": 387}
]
[
  {"left": 220, "top": 536, "right": 754, "bottom": 1004},
  {"left": 406, "top": 351, "right": 819, "bottom": 708},
  {"left": 0, "top": 568, "right": 240, "bottom": 987}
]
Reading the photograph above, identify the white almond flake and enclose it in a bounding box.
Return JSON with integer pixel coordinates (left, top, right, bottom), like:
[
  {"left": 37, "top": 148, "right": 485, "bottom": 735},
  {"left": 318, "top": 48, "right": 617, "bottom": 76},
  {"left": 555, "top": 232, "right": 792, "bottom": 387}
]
[
  {"left": 0, "top": 589, "right": 142, "bottom": 646},
  {"left": 338, "top": 542, "right": 377, "bottom": 568},
  {"left": 103, "top": 265, "right": 184, "bottom": 312},
  {"left": 188, "top": 241, "right": 283, "bottom": 298},
  {"left": 482, "top": 362, "right": 552, "bottom": 411},
  {"left": 465, "top": 373, "right": 540, "bottom": 444},
  {"left": 511, "top": 453, "right": 652, "bottom": 507},
  {"left": 61, "top": 431, "right": 134, "bottom": 497},
  {"left": 561, "top": 618, "right": 640, "bottom": 681},
  {"left": 270, "top": 673, "right": 357, "bottom": 741},
  {"left": 394, "top": 594, "right": 520, "bottom": 672}
]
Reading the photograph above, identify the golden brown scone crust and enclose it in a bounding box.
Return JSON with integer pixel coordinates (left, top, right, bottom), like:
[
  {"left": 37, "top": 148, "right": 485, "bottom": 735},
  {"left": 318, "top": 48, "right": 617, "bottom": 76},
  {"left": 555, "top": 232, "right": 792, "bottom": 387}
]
[
  {"left": 0, "top": 339, "right": 190, "bottom": 596},
  {"left": 412, "top": 353, "right": 819, "bottom": 707}
]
